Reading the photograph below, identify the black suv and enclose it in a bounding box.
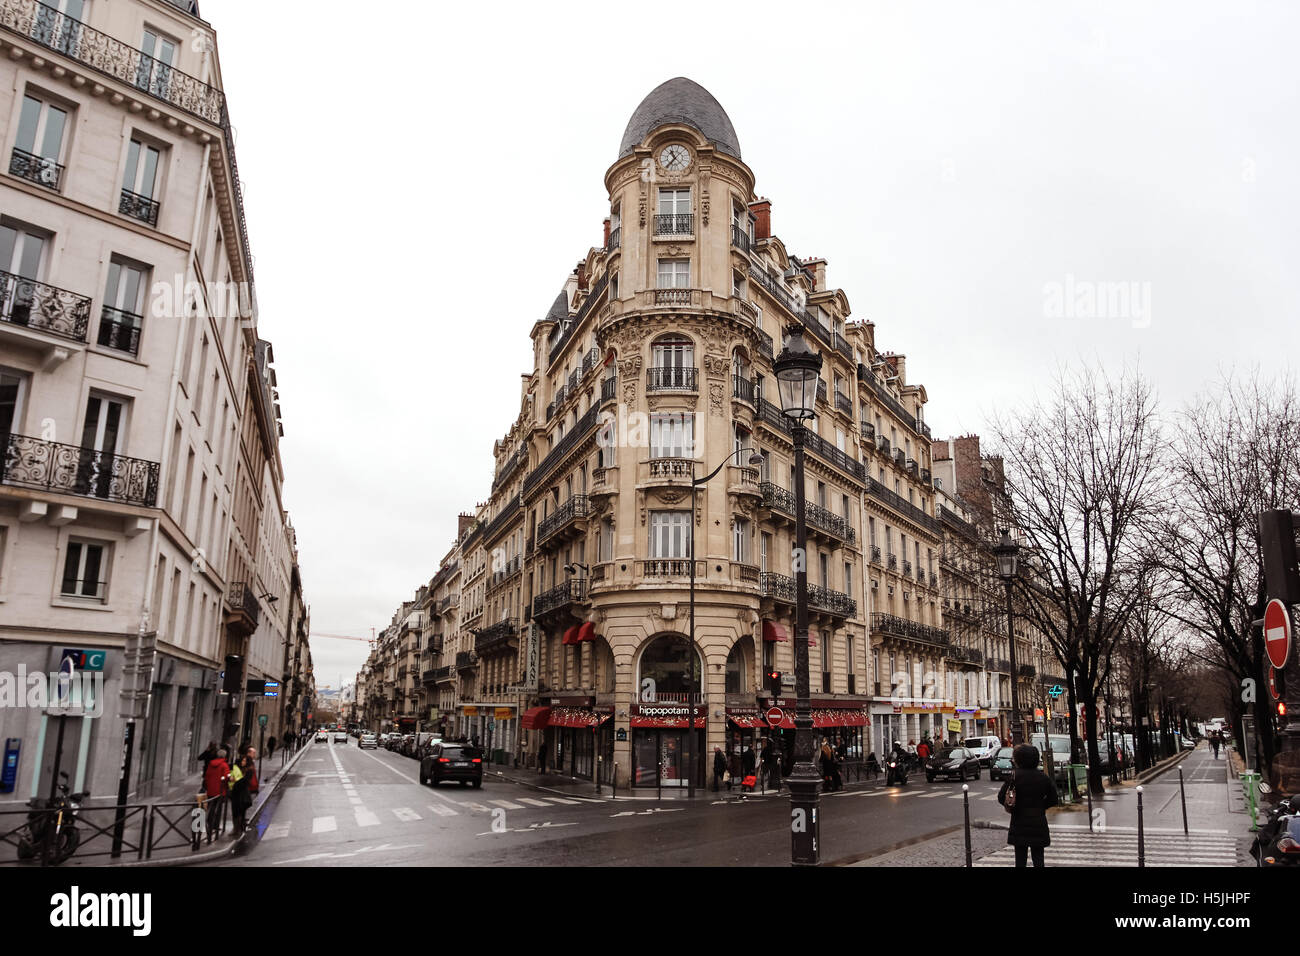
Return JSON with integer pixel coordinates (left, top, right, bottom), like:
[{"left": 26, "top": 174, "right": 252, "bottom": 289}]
[{"left": 420, "top": 743, "right": 484, "bottom": 788}]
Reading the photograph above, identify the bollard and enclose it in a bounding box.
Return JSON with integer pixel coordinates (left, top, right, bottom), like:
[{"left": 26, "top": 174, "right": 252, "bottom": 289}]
[
  {"left": 1136, "top": 786, "right": 1145, "bottom": 868},
  {"left": 962, "top": 784, "right": 972, "bottom": 868},
  {"left": 596, "top": 755, "right": 602, "bottom": 795},
  {"left": 1178, "top": 767, "right": 1188, "bottom": 835}
]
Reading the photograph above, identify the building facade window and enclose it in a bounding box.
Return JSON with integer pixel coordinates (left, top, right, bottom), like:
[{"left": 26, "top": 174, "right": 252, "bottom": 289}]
[
  {"left": 61, "top": 538, "right": 109, "bottom": 600},
  {"left": 649, "top": 511, "right": 690, "bottom": 559}
]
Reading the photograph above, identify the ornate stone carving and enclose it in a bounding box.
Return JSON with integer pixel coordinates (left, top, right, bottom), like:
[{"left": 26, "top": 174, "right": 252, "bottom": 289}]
[
  {"left": 701, "top": 189, "right": 710, "bottom": 227},
  {"left": 617, "top": 355, "right": 642, "bottom": 379},
  {"left": 702, "top": 354, "right": 729, "bottom": 378},
  {"left": 708, "top": 380, "right": 724, "bottom": 416},
  {"left": 657, "top": 489, "right": 687, "bottom": 505}
]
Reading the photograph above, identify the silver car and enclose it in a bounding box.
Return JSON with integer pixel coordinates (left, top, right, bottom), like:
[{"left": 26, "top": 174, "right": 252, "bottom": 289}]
[{"left": 359, "top": 733, "right": 378, "bottom": 750}]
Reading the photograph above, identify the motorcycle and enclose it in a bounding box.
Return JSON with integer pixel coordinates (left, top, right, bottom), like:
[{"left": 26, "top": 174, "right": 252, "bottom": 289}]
[
  {"left": 885, "top": 754, "right": 909, "bottom": 786},
  {"left": 1250, "top": 790, "right": 1299, "bottom": 866},
  {"left": 17, "top": 772, "right": 87, "bottom": 865}
]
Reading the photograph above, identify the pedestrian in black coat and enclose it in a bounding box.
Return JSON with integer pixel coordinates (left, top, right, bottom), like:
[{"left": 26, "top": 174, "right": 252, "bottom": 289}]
[
  {"left": 712, "top": 747, "right": 727, "bottom": 791},
  {"left": 997, "top": 744, "right": 1058, "bottom": 867}
]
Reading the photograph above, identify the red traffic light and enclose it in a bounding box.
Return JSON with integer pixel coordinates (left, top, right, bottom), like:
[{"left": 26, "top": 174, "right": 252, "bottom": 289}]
[{"left": 1279, "top": 701, "right": 1288, "bottom": 718}]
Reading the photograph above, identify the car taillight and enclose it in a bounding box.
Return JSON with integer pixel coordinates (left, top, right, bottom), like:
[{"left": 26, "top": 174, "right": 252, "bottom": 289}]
[
  {"left": 1279, "top": 837, "right": 1300, "bottom": 853},
  {"left": 439, "top": 758, "right": 450, "bottom": 763},
  {"left": 472, "top": 758, "right": 481, "bottom": 763}
]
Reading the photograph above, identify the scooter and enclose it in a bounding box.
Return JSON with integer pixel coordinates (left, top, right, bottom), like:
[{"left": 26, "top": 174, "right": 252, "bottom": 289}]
[
  {"left": 885, "top": 755, "right": 909, "bottom": 786},
  {"left": 1250, "top": 791, "right": 1299, "bottom": 866},
  {"left": 17, "top": 772, "right": 87, "bottom": 864}
]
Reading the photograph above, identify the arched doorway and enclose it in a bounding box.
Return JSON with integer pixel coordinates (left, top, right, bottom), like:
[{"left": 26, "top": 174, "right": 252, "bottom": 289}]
[{"left": 631, "top": 634, "right": 705, "bottom": 788}]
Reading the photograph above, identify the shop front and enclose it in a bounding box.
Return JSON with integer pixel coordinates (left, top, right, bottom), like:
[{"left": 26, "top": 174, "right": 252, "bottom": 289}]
[
  {"left": 546, "top": 702, "right": 612, "bottom": 780},
  {"left": 629, "top": 703, "right": 704, "bottom": 788},
  {"left": 755, "top": 697, "right": 869, "bottom": 772}
]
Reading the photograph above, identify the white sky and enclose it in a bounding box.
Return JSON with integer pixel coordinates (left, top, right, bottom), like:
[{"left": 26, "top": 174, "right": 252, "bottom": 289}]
[{"left": 201, "top": 0, "right": 1300, "bottom": 685}]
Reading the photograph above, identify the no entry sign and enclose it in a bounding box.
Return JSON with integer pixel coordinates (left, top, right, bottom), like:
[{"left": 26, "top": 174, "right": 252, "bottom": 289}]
[
  {"left": 765, "top": 706, "right": 785, "bottom": 728},
  {"left": 1264, "top": 599, "right": 1291, "bottom": 670}
]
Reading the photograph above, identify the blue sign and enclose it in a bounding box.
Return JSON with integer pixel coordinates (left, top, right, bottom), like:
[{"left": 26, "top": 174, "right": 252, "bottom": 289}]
[
  {"left": 264, "top": 680, "right": 280, "bottom": 699},
  {"left": 1048, "top": 684, "right": 1064, "bottom": 699},
  {"left": 61, "top": 648, "right": 106, "bottom": 672},
  {"left": 1, "top": 739, "right": 19, "bottom": 793}
]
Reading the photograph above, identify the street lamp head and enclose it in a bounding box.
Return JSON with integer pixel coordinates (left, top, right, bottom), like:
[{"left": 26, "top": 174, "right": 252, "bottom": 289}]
[
  {"left": 747, "top": 452, "right": 764, "bottom": 466},
  {"left": 773, "top": 326, "right": 823, "bottom": 421},
  {"left": 993, "top": 528, "right": 1019, "bottom": 580}
]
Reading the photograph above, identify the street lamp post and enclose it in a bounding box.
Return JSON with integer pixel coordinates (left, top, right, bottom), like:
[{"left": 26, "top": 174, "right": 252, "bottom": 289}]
[
  {"left": 686, "top": 449, "right": 763, "bottom": 799},
  {"left": 993, "top": 529, "right": 1023, "bottom": 746},
  {"left": 773, "top": 326, "right": 823, "bottom": 866}
]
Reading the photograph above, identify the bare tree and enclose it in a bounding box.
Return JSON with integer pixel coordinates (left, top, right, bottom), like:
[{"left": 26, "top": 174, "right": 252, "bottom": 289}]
[
  {"left": 1150, "top": 371, "right": 1300, "bottom": 782},
  {"left": 992, "top": 364, "right": 1163, "bottom": 794}
]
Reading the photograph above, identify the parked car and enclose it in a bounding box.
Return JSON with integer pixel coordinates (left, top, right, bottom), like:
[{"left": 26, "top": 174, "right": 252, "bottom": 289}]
[
  {"left": 419, "top": 743, "right": 484, "bottom": 788},
  {"left": 1180, "top": 735, "right": 1197, "bottom": 751},
  {"left": 989, "top": 746, "right": 1016, "bottom": 781},
  {"left": 385, "top": 734, "right": 403, "bottom": 752},
  {"left": 314, "top": 730, "right": 327, "bottom": 743},
  {"left": 963, "top": 735, "right": 1002, "bottom": 767},
  {"left": 333, "top": 729, "right": 348, "bottom": 744},
  {"left": 925, "top": 747, "right": 982, "bottom": 782},
  {"left": 359, "top": 733, "right": 378, "bottom": 749}
]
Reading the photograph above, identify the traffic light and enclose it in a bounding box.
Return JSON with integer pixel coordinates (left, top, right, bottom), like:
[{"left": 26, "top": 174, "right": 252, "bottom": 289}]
[
  {"left": 1259, "top": 509, "right": 1300, "bottom": 604},
  {"left": 1279, "top": 701, "right": 1288, "bottom": 719},
  {"left": 766, "top": 671, "right": 782, "bottom": 695}
]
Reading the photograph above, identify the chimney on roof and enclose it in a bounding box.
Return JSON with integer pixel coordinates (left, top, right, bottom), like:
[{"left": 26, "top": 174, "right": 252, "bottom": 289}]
[
  {"left": 804, "top": 257, "right": 827, "bottom": 291},
  {"left": 458, "top": 514, "right": 475, "bottom": 538},
  {"left": 603, "top": 217, "right": 610, "bottom": 247},
  {"left": 749, "top": 199, "right": 771, "bottom": 240}
]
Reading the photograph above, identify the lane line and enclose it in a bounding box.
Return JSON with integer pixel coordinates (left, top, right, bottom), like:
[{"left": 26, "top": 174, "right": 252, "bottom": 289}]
[
  {"left": 489, "top": 800, "right": 525, "bottom": 810},
  {"left": 427, "top": 803, "right": 458, "bottom": 817},
  {"left": 517, "top": 798, "right": 553, "bottom": 808},
  {"left": 262, "top": 822, "right": 290, "bottom": 841}
]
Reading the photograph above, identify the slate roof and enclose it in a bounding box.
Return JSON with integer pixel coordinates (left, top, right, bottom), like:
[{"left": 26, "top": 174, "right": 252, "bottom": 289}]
[{"left": 618, "top": 77, "right": 741, "bottom": 160}]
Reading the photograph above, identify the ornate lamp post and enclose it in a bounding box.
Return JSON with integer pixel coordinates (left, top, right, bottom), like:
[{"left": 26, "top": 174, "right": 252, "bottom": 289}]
[
  {"left": 686, "top": 448, "right": 764, "bottom": 798},
  {"left": 993, "top": 528, "right": 1024, "bottom": 746},
  {"left": 773, "top": 326, "right": 823, "bottom": 866}
]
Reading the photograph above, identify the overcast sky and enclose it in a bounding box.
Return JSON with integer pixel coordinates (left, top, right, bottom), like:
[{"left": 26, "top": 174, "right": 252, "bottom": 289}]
[{"left": 201, "top": 0, "right": 1299, "bottom": 687}]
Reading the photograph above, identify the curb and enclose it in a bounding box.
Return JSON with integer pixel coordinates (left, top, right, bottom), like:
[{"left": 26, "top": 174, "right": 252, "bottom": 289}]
[
  {"left": 1135, "top": 749, "right": 1192, "bottom": 785},
  {"left": 112, "top": 739, "right": 314, "bottom": 867},
  {"left": 830, "top": 824, "right": 965, "bottom": 866}
]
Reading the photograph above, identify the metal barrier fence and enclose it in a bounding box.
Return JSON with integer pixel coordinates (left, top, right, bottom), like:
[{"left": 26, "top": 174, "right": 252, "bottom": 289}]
[{"left": 0, "top": 794, "right": 230, "bottom": 865}]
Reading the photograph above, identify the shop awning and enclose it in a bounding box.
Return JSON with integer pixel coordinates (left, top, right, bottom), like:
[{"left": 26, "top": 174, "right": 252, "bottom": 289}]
[
  {"left": 561, "top": 626, "right": 579, "bottom": 645},
  {"left": 727, "top": 713, "right": 764, "bottom": 729},
  {"left": 630, "top": 714, "right": 706, "bottom": 729},
  {"left": 548, "top": 707, "right": 611, "bottom": 728},
  {"left": 575, "top": 622, "right": 596, "bottom": 643},
  {"left": 521, "top": 706, "right": 551, "bottom": 729},
  {"left": 811, "top": 709, "right": 868, "bottom": 728},
  {"left": 762, "top": 621, "right": 788, "bottom": 643}
]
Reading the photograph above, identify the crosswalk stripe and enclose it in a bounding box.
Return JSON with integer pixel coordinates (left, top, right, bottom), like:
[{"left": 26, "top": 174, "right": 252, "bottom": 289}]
[
  {"left": 489, "top": 800, "right": 525, "bottom": 810},
  {"left": 427, "top": 803, "right": 458, "bottom": 817},
  {"left": 543, "top": 797, "right": 580, "bottom": 805},
  {"left": 312, "top": 816, "right": 336, "bottom": 833},
  {"left": 916, "top": 792, "right": 948, "bottom": 798},
  {"left": 355, "top": 808, "right": 381, "bottom": 827},
  {"left": 262, "top": 822, "right": 290, "bottom": 841},
  {"left": 463, "top": 802, "right": 491, "bottom": 812},
  {"left": 571, "top": 797, "right": 608, "bottom": 803},
  {"left": 518, "top": 798, "right": 553, "bottom": 807},
  {"left": 392, "top": 807, "right": 421, "bottom": 822},
  {"left": 976, "top": 832, "right": 1241, "bottom": 867}
]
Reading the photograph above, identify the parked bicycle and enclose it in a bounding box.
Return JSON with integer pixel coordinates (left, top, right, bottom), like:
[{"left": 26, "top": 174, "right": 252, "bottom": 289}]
[{"left": 16, "top": 772, "right": 87, "bottom": 865}]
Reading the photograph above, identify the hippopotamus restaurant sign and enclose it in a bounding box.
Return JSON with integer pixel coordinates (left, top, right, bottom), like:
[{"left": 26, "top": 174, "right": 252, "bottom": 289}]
[{"left": 629, "top": 704, "right": 706, "bottom": 728}]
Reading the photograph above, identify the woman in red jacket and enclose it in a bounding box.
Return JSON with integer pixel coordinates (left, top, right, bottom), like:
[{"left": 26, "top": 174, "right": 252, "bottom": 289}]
[{"left": 202, "top": 748, "right": 230, "bottom": 842}]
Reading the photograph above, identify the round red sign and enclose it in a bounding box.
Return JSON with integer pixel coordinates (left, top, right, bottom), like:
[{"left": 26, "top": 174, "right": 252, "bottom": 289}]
[
  {"left": 765, "top": 707, "right": 785, "bottom": 728},
  {"left": 1269, "top": 668, "right": 1281, "bottom": 701},
  {"left": 1265, "top": 599, "right": 1291, "bottom": 671}
]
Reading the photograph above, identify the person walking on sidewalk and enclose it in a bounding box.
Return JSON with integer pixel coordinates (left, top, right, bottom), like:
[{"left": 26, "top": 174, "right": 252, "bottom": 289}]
[
  {"left": 1210, "top": 731, "right": 1221, "bottom": 759},
  {"left": 282, "top": 730, "right": 294, "bottom": 754},
  {"left": 230, "top": 746, "right": 259, "bottom": 837},
  {"left": 997, "top": 744, "right": 1058, "bottom": 868},
  {"left": 202, "top": 747, "right": 231, "bottom": 843},
  {"left": 713, "top": 747, "right": 727, "bottom": 791},
  {"left": 537, "top": 740, "right": 548, "bottom": 775}
]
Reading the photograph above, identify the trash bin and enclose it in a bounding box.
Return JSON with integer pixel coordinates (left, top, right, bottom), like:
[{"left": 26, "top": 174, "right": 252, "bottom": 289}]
[
  {"left": 493, "top": 748, "right": 505, "bottom": 765},
  {"left": 1240, "top": 771, "right": 1261, "bottom": 831}
]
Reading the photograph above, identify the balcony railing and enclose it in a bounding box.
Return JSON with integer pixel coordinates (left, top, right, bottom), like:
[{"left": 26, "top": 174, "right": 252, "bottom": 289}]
[
  {"left": 537, "top": 494, "right": 589, "bottom": 543},
  {"left": 755, "top": 399, "right": 866, "bottom": 482},
  {"left": 866, "top": 476, "right": 940, "bottom": 534},
  {"left": 647, "top": 457, "right": 694, "bottom": 480},
  {"left": 9, "top": 147, "right": 63, "bottom": 190},
  {"left": 732, "top": 374, "right": 755, "bottom": 404},
  {"left": 1017, "top": 664, "right": 1037, "bottom": 678},
  {"left": 638, "top": 559, "right": 703, "bottom": 579},
  {"left": 647, "top": 366, "right": 697, "bottom": 391},
  {"left": 475, "top": 618, "right": 518, "bottom": 655},
  {"left": 653, "top": 288, "right": 693, "bottom": 307},
  {"left": 119, "top": 188, "right": 160, "bottom": 226},
  {"left": 524, "top": 404, "right": 601, "bottom": 495},
  {"left": 903, "top": 560, "right": 912, "bottom": 578},
  {"left": 871, "top": 612, "right": 950, "bottom": 648},
  {"left": 758, "top": 482, "right": 855, "bottom": 546},
  {"left": 870, "top": 545, "right": 881, "bottom": 565},
  {"left": 478, "top": 492, "right": 522, "bottom": 545},
  {"left": 455, "top": 651, "right": 478, "bottom": 671},
  {"left": 0, "top": 269, "right": 91, "bottom": 343},
  {"left": 887, "top": 553, "right": 898, "bottom": 570},
  {"left": 226, "top": 581, "right": 260, "bottom": 630},
  {"left": 731, "top": 562, "right": 760, "bottom": 585},
  {"left": 548, "top": 273, "right": 608, "bottom": 365},
  {"left": 731, "top": 224, "right": 751, "bottom": 251},
  {"left": 96, "top": 307, "right": 142, "bottom": 356},
  {"left": 2, "top": 432, "right": 159, "bottom": 506},
  {"left": 492, "top": 444, "right": 528, "bottom": 493},
  {"left": 760, "top": 571, "right": 857, "bottom": 618},
  {"left": 835, "top": 391, "right": 852, "bottom": 416},
  {"left": 606, "top": 226, "right": 620, "bottom": 252},
  {"left": 988, "top": 658, "right": 1013, "bottom": 674},
  {"left": 532, "top": 578, "right": 588, "bottom": 617},
  {"left": 601, "top": 376, "right": 617, "bottom": 404},
  {"left": 653, "top": 212, "right": 694, "bottom": 236}
]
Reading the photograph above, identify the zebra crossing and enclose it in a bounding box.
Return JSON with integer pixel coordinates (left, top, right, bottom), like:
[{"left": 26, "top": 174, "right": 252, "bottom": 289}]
[
  {"left": 976, "top": 827, "right": 1242, "bottom": 867},
  {"left": 260, "top": 794, "right": 609, "bottom": 841}
]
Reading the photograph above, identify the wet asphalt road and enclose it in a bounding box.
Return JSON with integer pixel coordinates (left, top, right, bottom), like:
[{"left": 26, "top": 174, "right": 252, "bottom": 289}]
[{"left": 214, "top": 740, "right": 1010, "bottom": 867}]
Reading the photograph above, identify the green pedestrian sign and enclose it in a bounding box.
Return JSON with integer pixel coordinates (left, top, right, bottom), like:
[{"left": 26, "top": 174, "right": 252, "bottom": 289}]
[{"left": 258, "top": 714, "right": 268, "bottom": 728}]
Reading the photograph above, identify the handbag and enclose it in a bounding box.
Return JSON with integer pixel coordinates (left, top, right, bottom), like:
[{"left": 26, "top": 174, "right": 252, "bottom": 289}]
[
  {"left": 722, "top": 770, "right": 732, "bottom": 783},
  {"left": 1003, "top": 772, "right": 1017, "bottom": 812},
  {"left": 228, "top": 763, "right": 244, "bottom": 786}
]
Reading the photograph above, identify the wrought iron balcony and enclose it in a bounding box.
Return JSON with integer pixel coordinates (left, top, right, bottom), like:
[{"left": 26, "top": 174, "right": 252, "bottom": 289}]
[
  {"left": 581, "top": 347, "right": 600, "bottom": 376},
  {"left": 654, "top": 212, "right": 694, "bottom": 236},
  {"left": 755, "top": 399, "right": 866, "bottom": 483},
  {"left": 537, "top": 494, "right": 589, "bottom": 544},
  {"left": 492, "top": 444, "right": 528, "bottom": 493},
  {"left": 916, "top": 419, "right": 932, "bottom": 440},
  {"left": 866, "top": 476, "right": 941, "bottom": 534},
  {"left": 732, "top": 374, "right": 755, "bottom": 404},
  {"left": 945, "top": 645, "right": 984, "bottom": 666},
  {"left": 861, "top": 423, "right": 875, "bottom": 441},
  {"left": 887, "top": 553, "right": 898, "bottom": 570},
  {"left": 835, "top": 391, "right": 852, "bottom": 416},
  {"left": 525, "top": 404, "right": 601, "bottom": 496},
  {"left": 871, "top": 612, "right": 949, "bottom": 648},
  {"left": 1017, "top": 664, "right": 1037, "bottom": 678},
  {"left": 96, "top": 306, "right": 142, "bottom": 356},
  {"left": 455, "top": 651, "right": 478, "bottom": 672},
  {"left": 929, "top": 570, "right": 938, "bottom": 586},
  {"left": 119, "top": 188, "right": 159, "bottom": 226},
  {"left": 10, "top": 147, "right": 63, "bottom": 190},
  {"left": 0, "top": 269, "right": 91, "bottom": 343},
  {"left": 606, "top": 226, "right": 620, "bottom": 252},
  {"left": 2, "top": 432, "right": 159, "bottom": 506},
  {"left": 601, "top": 375, "right": 618, "bottom": 404},
  {"left": 476, "top": 618, "right": 518, "bottom": 655},
  {"left": 903, "top": 559, "right": 913, "bottom": 578},
  {"left": 921, "top": 468, "right": 932, "bottom": 483},
  {"left": 760, "top": 571, "right": 856, "bottom": 618},
  {"left": 532, "top": 578, "right": 588, "bottom": 617},
  {"left": 758, "top": 482, "right": 855, "bottom": 546},
  {"left": 647, "top": 366, "right": 697, "bottom": 391},
  {"left": 432, "top": 665, "right": 454, "bottom": 682},
  {"left": 548, "top": 273, "right": 607, "bottom": 365},
  {"left": 816, "top": 380, "right": 827, "bottom": 405},
  {"left": 731, "top": 224, "right": 751, "bottom": 251},
  {"left": 988, "top": 658, "right": 1013, "bottom": 674},
  {"left": 225, "top": 581, "right": 260, "bottom": 634},
  {"left": 871, "top": 545, "right": 881, "bottom": 564}
]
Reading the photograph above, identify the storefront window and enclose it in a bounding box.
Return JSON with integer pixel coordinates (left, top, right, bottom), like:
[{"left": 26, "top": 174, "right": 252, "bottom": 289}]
[
  {"left": 725, "top": 641, "right": 747, "bottom": 695},
  {"left": 639, "top": 634, "right": 703, "bottom": 698}
]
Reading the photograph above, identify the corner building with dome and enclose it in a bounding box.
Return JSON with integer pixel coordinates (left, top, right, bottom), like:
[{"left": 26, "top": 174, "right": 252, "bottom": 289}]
[{"left": 435, "top": 78, "right": 966, "bottom": 790}]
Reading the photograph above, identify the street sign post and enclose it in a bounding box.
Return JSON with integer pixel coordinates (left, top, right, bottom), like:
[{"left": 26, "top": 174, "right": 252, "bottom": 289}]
[
  {"left": 1270, "top": 669, "right": 1281, "bottom": 702},
  {"left": 1265, "top": 599, "right": 1291, "bottom": 671}
]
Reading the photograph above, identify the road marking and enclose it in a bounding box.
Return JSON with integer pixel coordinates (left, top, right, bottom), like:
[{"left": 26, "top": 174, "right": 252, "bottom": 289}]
[
  {"left": 427, "top": 803, "right": 458, "bottom": 817},
  {"left": 490, "top": 799, "right": 525, "bottom": 810},
  {"left": 393, "top": 807, "right": 422, "bottom": 822},
  {"left": 312, "top": 816, "right": 337, "bottom": 833},
  {"left": 916, "top": 791, "right": 948, "bottom": 798},
  {"left": 352, "top": 745, "right": 421, "bottom": 784},
  {"left": 544, "top": 797, "right": 580, "bottom": 804},
  {"left": 262, "top": 822, "right": 290, "bottom": 841},
  {"left": 571, "top": 797, "right": 607, "bottom": 803},
  {"left": 463, "top": 802, "right": 491, "bottom": 813},
  {"left": 271, "top": 842, "right": 423, "bottom": 865},
  {"left": 355, "top": 808, "right": 381, "bottom": 827},
  {"left": 476, "top": 821, "right": 579, "bottom": 836},
  {"left": 517, "top": 798, "right": 553, "bottom": 808}
]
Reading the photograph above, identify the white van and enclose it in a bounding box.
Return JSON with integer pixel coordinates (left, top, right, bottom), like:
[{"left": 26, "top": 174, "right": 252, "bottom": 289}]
[{"left": 963, "top": 735, "right": 1002, "bottom": 766}]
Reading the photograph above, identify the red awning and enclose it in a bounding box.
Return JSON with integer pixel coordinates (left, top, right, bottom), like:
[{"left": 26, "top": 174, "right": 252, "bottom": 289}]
[
  {"left": 727, "top": 714, "right": 763, "bottom": 729},
  {"left": 561, "top": 626, "right": 578, "bottom": 645},
  {"left": 521, "top": 706, "right": 551, "bottom": 729},
  {"left": 575, "top": 622, "right": 596, "bottom": 643},
  {"left": 548, "top": 707, "right": 611, "bottom": 728},
  {"left": 762, "top": 621, "right": 788, "bottom": 643},
  {"left": 630, "top": 715, "right": 706, "bottom": 729},
  {"left": 811, "top": 709, "right": 868, "bottom": 728}
]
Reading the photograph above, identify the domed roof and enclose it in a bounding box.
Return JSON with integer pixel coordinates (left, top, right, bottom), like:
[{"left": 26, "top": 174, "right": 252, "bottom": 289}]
[{"left": 618, "top": 77, "right": 741, "bottom": 160}]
